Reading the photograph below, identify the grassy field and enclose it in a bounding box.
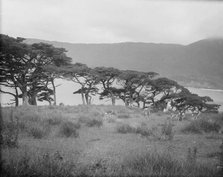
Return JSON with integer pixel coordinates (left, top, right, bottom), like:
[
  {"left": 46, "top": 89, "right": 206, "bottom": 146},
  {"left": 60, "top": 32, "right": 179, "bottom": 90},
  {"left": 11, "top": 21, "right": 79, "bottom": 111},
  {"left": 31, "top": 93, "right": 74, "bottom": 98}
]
[{"left": 1, "top": 105, "right": 223, "bottom": 177}]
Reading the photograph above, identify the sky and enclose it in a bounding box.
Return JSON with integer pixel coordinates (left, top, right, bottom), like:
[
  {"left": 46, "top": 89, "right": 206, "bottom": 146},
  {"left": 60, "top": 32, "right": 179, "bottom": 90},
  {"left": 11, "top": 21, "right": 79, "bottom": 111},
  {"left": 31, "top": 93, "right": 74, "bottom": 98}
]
[
  {"left": 1, "top": 0, "right": 223, "bottom": 45},
  {"left": 1, "top": 0, "right": 223, "bottom": 107}
]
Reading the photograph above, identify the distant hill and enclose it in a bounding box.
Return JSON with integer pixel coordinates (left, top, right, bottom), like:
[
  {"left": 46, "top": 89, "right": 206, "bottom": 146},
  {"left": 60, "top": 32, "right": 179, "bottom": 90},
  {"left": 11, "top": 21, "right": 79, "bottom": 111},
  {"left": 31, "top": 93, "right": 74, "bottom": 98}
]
[{"left": 25, "top": 38, "right": 223, "bottom": 89}]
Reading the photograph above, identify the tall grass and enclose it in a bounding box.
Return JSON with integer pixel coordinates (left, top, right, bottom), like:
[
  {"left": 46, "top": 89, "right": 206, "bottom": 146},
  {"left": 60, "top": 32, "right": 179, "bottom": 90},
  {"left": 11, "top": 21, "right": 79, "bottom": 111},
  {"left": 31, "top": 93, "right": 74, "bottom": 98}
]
[
  {"left": 182, "top": 118, "right": 221, "bottom": 134},
  {"left": 161, "top": 120, "right": 174, "bottom": 140},
  {"left": 2, "top": 148, "right": 217, "bottom": 177},
  {"left": 78, "top": 114, "right": 103, "bottom": 128},
  {"left": 121, "top": 150, "right": 217, "bottom": 177},
  {"left": 1, "top": 150, "right": 76, "bottom": 177},
  {"left": 27, "top": 122, "right": 51, "bottom": 139},
  {"left": 2, "top": 109, "right": 19, "bottom": 148},
  {"left": 116, "top": 123, "right": 136, "bottom": 134},
  {"left": 116, "top": 123, "right": 154, "bottom": 137},
  {"left": 58, "top": 121, "right": 80, "bottom": 138},
  {"left": 117, "top": 122, "right": 174, "bottom": 140}
]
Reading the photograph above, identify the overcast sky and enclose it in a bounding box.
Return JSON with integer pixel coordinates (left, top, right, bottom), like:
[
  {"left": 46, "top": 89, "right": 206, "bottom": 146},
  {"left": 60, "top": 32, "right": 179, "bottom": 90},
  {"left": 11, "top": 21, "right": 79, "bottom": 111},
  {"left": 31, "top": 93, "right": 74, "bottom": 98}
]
[{"left": 1, "top": 0, "right": 223, "bottom": 44}]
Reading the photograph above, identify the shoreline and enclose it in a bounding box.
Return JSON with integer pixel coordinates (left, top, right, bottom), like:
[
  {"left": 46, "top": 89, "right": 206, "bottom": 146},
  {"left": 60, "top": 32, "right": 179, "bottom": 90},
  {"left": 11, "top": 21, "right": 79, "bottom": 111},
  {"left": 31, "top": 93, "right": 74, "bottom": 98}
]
[{"left": 187, "top": 87, "right": 223, "bottom": 92}]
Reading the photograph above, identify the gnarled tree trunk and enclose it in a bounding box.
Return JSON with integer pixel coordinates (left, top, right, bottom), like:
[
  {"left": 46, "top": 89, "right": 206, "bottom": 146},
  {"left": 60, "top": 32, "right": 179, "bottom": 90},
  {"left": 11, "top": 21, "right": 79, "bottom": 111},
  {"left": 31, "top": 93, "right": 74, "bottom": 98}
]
[
  {"left": 51, "top": 79, "right": 57, "bottom": 105},
  {"left": 22, "top": 91, "right": 29, "bottom": 106}
]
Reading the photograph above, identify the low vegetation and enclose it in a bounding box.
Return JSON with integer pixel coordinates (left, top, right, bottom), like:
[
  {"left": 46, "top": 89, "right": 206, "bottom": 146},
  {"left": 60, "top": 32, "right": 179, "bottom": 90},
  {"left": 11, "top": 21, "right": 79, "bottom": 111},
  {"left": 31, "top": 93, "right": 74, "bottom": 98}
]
[
  {"left": 182, "top": 116, "right": 222, "bottom": 134},
  {"left": 1, "top": 106, "right": 223, "bottom": 177},
  {"left": 117, "top": 121, "right": 175, "bottom": 140},
  {"left": 28, "top": 123, "right": 50, "bottom": 139},
  {"left": 161, "top": 120, "right": 174, "bottom": 140},
  {"left": 1, "top": 150, "right": 76, "bottom": 177},
  {"left": 1, "top": 148, "right": 218, "bottom": 177},
  {"left": 58, "top": 121, "right": 80, "bottom": 138},
  {"left": 116, "top": 123, "right": 136, "bottom": 134},
  {"left": 121, "top": 151, "right": 216, "bottom": 177},
  {"left": 78, "top": 114, "right": 103, "bottom": 127}
]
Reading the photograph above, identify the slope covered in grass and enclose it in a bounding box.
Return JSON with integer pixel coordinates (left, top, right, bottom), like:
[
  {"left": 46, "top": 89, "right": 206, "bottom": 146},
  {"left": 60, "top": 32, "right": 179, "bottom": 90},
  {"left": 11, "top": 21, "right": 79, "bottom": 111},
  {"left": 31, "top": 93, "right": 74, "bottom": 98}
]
[{"left": 1, "top": 105, "right": 223, "bottom": 177}]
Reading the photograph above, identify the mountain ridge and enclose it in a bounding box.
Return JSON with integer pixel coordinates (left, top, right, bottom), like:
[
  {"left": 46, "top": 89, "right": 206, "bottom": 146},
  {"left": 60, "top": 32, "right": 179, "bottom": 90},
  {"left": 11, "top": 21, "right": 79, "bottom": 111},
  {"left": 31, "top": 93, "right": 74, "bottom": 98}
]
[{"left": 25, "top": 38, "right": 223, "bottom": 89}]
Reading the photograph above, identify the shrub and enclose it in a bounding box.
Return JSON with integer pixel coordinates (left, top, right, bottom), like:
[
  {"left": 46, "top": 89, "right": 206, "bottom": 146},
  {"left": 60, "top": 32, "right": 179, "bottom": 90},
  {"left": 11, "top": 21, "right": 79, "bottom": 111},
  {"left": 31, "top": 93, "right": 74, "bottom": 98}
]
[
  {"left": 78, "top": 115, "right": 90, "bottom": 123},
  {"left": 58, "top": 121, "right": 80, "bottom": 138},
  {"left": 136, "top": 123, "right": 153, "bottom": 137},
  {"left": 182, "top": 119, "right": 221, "bottom": 134},
  {"left": 28, "top": 124, "right": 49, "bottom": 139},
  {"left": 86, "top": 119, "right": 103, "bottom": 127},
  {"left": 107, "top": 117, "right": 116, "bottom": 123},
  {"left": 116, "top": 123, "right": 136, "bottom": 134},
  {"left": 117, "top": 113, "right": 130, "bottom": 119},
  {"left": 46, "top": 117, "right": 62, "bottom": 126},
  {"left": 117, "top": 123, "right": 154, "bottom": 137},
  {"left": 78, "top": 114, "right": 103, "bottom": 128}
]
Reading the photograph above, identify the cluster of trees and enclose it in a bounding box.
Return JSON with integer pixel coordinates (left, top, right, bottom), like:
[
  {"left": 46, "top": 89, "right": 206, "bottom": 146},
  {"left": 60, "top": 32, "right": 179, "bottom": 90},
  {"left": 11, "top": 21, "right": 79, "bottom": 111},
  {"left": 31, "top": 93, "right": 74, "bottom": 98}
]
[
  {"left": 0, "top": 34, "right": 220, "bottom": 115},
  {"left": 0, "top": 34, "right": 71, "bottom": 106}
]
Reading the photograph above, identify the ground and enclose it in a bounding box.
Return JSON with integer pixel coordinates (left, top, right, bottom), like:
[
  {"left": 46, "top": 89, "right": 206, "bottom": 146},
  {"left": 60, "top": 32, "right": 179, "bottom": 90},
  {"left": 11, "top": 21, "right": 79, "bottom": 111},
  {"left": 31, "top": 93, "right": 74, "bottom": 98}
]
[{"left": 1, "top": 105, "right": 223, "bottom": 177}]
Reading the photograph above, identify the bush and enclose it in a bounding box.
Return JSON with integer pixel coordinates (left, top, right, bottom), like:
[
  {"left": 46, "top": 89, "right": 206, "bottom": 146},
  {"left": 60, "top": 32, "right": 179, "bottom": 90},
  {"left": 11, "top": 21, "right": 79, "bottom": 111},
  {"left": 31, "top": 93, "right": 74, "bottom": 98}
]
[
  {"left": 117, "top": 122, "right": 156, "bottom": 138},
  {"left": 86, "top": 119, "right": 103, "bottom": 127},
  {"left": 182, "top": 119, "right": 221, "bottom": 134},
  {"left": 78, "top": 115, "right": 103, "bottom": 128},
  {"left": 136, "top": 124, "right": 153, "bottom": 137},
  {"left": 117, "top": 113, "right": 130, "bottom": 119},
  {"left": 46, "top": 117, "right": 63, "bottom": 126},
  {"left": 116, "top": 123, "right": 136, "bottom": 134},
  {"left": 28, "top": 124, "right": 50, "bottom": 139},
  {"left": 58, "top": 121, "right": 80, "bottom": 138}
]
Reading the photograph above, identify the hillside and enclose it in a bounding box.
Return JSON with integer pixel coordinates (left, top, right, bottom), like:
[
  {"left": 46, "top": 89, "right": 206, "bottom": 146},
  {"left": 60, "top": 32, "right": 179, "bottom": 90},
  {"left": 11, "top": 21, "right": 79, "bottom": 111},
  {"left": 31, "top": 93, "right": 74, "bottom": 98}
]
[{"left": 25, "top": 38, "right": 223, "bottom": 89}]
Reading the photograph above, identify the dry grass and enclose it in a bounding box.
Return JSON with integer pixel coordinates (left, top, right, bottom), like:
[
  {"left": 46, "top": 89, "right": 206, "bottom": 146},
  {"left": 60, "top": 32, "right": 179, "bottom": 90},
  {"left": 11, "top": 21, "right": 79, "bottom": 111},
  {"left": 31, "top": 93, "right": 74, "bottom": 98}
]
[
  {"left": 116, "top": 123, "right": 136, "bottom": 134},
  {"left": 161, "top": 120, "right": 174, "bottom": 140},
  {"left": 1, "top": 105, "right": 223, "bottom": 177},
  {"left": 78, "top": 114, "right": 103, "bottom": 127},
  {"left": 121, "top": 150, "right": 217, "bottom": 177},
  {"left": 1, "top": 147, "right": 218, "bottom": 177},
  {"left": 1, "top": 149, "right": 76, "bottom": 177},
  {"left": 181, "top": 117, "right": 222, "bottom": 134},
  {"left": 58, "top": 121, "right": 80, "bottom": 138}
]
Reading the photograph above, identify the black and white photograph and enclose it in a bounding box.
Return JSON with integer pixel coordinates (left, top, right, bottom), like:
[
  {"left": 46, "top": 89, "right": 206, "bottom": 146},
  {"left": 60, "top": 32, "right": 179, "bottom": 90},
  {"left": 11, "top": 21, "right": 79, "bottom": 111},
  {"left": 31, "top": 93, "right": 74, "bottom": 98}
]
[{"left": 1, "top": 0, "right": 223, "bottom": 176}]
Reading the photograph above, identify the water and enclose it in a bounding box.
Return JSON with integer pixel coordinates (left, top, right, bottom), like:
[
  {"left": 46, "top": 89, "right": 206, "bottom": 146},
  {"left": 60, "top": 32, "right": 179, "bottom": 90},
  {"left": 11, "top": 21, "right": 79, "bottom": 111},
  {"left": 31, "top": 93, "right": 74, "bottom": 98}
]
[
  {"left": 188, "top": 87, "right": 223, "bottom": 112},
  {"left": 1, "top": 80, "right": 223, "bottom": 111}
]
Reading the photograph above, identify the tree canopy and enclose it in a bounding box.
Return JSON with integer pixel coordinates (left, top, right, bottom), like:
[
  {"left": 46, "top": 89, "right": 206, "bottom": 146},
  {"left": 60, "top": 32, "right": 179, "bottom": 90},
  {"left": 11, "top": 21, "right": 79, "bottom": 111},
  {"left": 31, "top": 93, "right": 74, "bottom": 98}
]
[
  {"left": 0, "top": 34, "right": 72, "bottom": 106},
  {"left": 0, "top": 34, "right": 220, "bottom": 115}
]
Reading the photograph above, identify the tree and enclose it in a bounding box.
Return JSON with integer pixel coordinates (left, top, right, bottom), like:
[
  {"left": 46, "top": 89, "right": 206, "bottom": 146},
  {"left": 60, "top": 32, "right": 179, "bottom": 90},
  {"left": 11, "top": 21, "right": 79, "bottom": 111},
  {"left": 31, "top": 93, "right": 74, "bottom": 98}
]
[
  {"left": 164, "top": 90, "right": 220, "bottom": 120},
  {"left": 117, "top": 70, "right": 158, "bottom": 107},
  {"left": 43, "top": 64, "right": 70, "bottom": 105},
  {"left": 0, "top": 35, "right": 28, "bottom": 106},
  {"left": 37, "top": 88, "right": 54, "bottom": 105},
  {"left": 94, "top": 67, "right": 121, "bottom": 105},
  {"left": 142, "top": 77, "right": 179, "bottom": 109},
  {"left": 0, "top": 34, "right": 72, "bottom": 106},
  {"left": 62, "top": 63, "right": 99, "bottom": 105}
]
